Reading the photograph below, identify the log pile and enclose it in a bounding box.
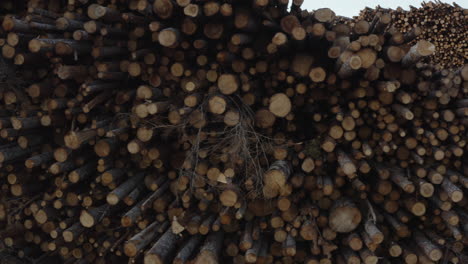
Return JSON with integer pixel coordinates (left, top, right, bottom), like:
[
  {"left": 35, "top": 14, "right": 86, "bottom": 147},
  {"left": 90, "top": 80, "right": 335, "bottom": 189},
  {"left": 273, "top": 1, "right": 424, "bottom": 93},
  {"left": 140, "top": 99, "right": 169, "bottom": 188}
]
[
  {"left": 0, "top": 1, "right": 467, "bottom": 264},
  {"left": 358, "top": 2, "right": 467, "bottom": 68}
]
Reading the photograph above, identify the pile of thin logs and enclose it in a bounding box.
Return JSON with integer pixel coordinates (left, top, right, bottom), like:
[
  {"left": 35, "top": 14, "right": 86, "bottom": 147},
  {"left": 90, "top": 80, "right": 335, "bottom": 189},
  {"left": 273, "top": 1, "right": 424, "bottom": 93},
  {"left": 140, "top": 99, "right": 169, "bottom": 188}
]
[
  {"left": 0, "top": 1, "right": 467, "bottom": 264},
  {"left": 357, "top": 1, "right": 467, "bottom": 68}
]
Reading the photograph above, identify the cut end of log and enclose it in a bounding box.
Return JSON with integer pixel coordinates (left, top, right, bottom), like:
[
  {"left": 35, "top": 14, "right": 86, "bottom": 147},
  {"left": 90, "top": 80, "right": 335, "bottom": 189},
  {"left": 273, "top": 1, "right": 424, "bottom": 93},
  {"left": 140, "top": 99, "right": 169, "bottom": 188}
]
[
  {"left": 28, "top": 39, "right": 42, "bottom": 53},
  {"left": 63, "top": 231, "right": 74, "bottom": 242},
  {"left": 34, "top": 209, "right": 47, "bottom": 224},
  {"left": 416, "top": 40, "right": 436, "bottom": 56},
  {"left": 309, "top": 67, "right": 326, "bottom": 82},
  {"left": 195, "top": 251, "right": 218, "bottom": 264},
  {"left": 2, "top": 18, "right": 14, "bottom": 31},
  {"left": 314, "top": 8, "right": 336, "bottom": 23},
  {"left": 79, "top": 210, "right": 95, "bottom": 228},
  {"left": 208, "top": 96, "right": 227, "bottom": 114},
  {"left": 255, "top": 109, "right": 276, "bottom": 128},
  {"left": 217, "top": 74, "right": 239, "bottom": 95},
  {"left": 64, "top": 132, "right": 82, "bottom": 150},
  {"left": 329, "top": 199, "right": 362, "bottom": 233},
  {"left": 88, "top": 4, "right": 106, "bottom": 20},
  {"left": 159, "top": 28, "right": 179, "bottom": 47},
  {"left": 106, "top": 193, "right": 120, "bottom": 205},
  {"left": 144, "top": 254, "right": 163, "bottom": 264},
  {"left": 27, "top": 84, "right": 42, "bottom": 98},
  {"left": 428, "top": 249, "right": 443, "bottom": 261},
  {"left": 24, "top": 159, "right": 35, "bottom": 169},
  {"left": 269, "top": 93, "right": 292, "bottom": 118},
  {"left": 10, "top": 184, "right": 22, "bottom": 196},
  {"left": 68, "top": 171, "right": 80, "bottom": 183},
  {"left": 95, "top": 140, "right": 112, "bottom": 157},
  {"left": 124, "top": 242, "right": 138, "bottom": 257},
  {"left": 220, "top": 189, "right": 238, "bottom": 207}
]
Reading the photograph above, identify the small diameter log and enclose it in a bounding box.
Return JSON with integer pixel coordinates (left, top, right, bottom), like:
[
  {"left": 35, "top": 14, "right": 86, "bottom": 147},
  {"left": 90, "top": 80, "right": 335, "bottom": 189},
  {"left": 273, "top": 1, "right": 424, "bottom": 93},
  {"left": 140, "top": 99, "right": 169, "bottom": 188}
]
[
  {"left": 64, "top": 129, "right": 97, "bottom": 150},
  {"left": 240, "top": 222, "right": 253, "bottom": 251},
  {"left": 173, "top": 235, "right": 203, "bottom": 264},
  {"left": 263, "top": 161, "right": 292, "bottom": 198},
  {"left": 414, "top": 178, "right": 434, "bottom": 198},
  {"left": 153, "top": 0, "right": 174, "bottom": 19},
  {"left": 25, "top": 152, "right": 53, "bottom": 168},
  {"left": 364, "top": 221, "right": 383, "bottom": 244},
  {"left": 401, "top": 40, "right": 435, "bottom": 67},
  {"left": 220, "top": 188, "right": 238, "bottom": 207},
  {"left": 441, "top": 178, "right": 463, "bottom": 203},
  {"left": 269, "top": 93, "right": 292, "bottom": 118},
  {"left": 11, "top": 117, "right": 41, "bottom": 130},
  {"left": 194, "top": 231, "right": 224, "bottom": 264},
  {"left": 121, "top": 198, "right": 145, "bottom": 227},
  {"left": 158, "top": 28, "right": 180, "bottom": 47},
  {"left": 141, "top": 181, "right": 170, "bottom": 211},
  {"left": 87, "top": 4, "right": 122, "bottom": 22},
  {"left": 208, "top": 95, "right": 227, "bottom": 115},
  {"left": 309, "top": 67, "right": 327, "bottom": 82},
  {"left": 329, "top": 198, "right": 362, "bottom": 233},
  {"left": 124, "top": 221, "right": 161, "bottom": 257},
  {"left": 217, "top": 74, "right": 239, "bottom": 95},
  {"left": 404, "top": 197, "right": 426, "bottom": 216},
  {"left": 313, "top": 8, "right": 335, "bottom": 23},
  {"left": 338, "top": 55, "right": 362, "bottom": 78},
  {"left": 33, "top": 207, "right": 58, "bottom": 225},
  {"left": 390, "top": 169, "right": 415, "bottom": 193},
  {"left": 79, "top": 205, "right": 109, "bottom": 228},
  {"left": 68, "top": 162, "right": 96, "bottom": 183},
  {"left": 199, "top": 215, "right": 216, "bottom": 234},
  {"left": 341, "top": 248, "right": 360, "bottom": 264},
  {"left": 392, "top": 104, "right": 414, "bottom": 120},
  {"left": 337, "top": 150, "right": 357, "bottom": 177},
  {"left": 144, "top": 227, "right": 180, "bottom": 264},
  {"left": 413, "top": 231, "right": 442, "bottom": 261},
  {"left": 62, "top": 222, "right": 85, "bottom": 243},
  {"left": 102, "top": 169, "right": 125, "bottom": 186},
  {"left": 56, "top": 17, "right": 83, "bottom": 31},
  {"left": 246, "top": 236, "right": 262, "bottom": 262},
  {"left": 94, "top": 138, "right": 118, "bottom": 157},
  {"left": 106, "top": 173, "right": 144, "bottom": 205},
  {"left": 359, "top": 248, "right": 378, "bottom": 264},
  {"left": 0, "top": 145, "right": 39, "bottom": 163}
]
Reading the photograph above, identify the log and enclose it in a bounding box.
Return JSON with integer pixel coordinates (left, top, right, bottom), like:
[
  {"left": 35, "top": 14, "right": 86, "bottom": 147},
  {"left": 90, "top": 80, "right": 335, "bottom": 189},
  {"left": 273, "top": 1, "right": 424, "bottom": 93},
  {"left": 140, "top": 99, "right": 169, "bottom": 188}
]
[
  {"left": 329, "top": 199, "right": 362, "bottom": 233},
  {"left": 194, "top": 231, "right": 223, "bottom": 264},
  {"left": 144, "top": 227, "right": 179, "bottom": 264}
]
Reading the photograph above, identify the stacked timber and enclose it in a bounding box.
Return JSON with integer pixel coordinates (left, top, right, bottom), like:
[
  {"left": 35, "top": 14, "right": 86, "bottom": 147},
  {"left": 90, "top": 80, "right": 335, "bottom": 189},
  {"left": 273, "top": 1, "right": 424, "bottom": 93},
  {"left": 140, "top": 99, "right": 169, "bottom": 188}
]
[
  {"left": 0, "top": 1, "right": 467, "bottom": 264},
  {"left": 358, "top": 2, "right": 467, "bottom": 68}
]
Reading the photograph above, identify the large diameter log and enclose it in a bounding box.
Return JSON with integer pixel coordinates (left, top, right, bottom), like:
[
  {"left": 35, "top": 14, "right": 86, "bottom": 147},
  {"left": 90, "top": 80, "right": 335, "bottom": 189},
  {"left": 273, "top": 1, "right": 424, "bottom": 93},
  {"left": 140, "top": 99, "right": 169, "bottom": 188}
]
[{"left": 329, "top": 198, "right": 362, "bottom": 233}]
